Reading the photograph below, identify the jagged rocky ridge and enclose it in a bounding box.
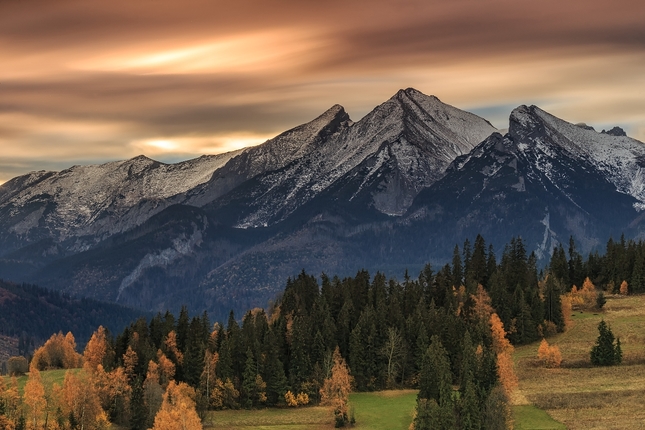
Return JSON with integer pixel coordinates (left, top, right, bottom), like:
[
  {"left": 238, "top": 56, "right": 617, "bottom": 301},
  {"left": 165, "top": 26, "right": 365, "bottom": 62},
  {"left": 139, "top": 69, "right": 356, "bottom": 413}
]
[{"left": 0, "top": 89, "right": 643, "bottom": 319}]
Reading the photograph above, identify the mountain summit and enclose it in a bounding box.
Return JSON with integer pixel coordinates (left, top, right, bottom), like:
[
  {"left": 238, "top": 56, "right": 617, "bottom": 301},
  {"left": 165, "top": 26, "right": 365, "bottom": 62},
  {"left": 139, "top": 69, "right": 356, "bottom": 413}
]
[{"left": 0, "top": 89, "right": 641, "bottom": 319}]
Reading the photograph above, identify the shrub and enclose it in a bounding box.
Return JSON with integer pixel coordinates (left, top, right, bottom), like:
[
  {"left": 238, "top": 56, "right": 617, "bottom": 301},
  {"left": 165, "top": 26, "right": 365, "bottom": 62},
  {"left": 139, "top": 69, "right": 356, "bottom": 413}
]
[
  {"left": 7, "top": 356, "right": 28, "bottom": 376},
  {"left": 537, "top": 339, "right": 562, "bottom": 368}
]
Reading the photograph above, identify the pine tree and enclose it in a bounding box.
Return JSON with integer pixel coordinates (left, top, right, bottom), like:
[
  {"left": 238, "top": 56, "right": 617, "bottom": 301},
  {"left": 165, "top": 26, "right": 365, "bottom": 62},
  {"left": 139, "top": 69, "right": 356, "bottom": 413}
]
[
  {"left": 590, "top": 320, "right": 622, "bottom": 366},
  {"left": 452, "top": 245, "right": 463, "bottom": 288},
  {"left": 288, "top": 315, "right": 312, "bottom": 392},
  {"left": 544, "top": 275, "right": 565, "bottom": 332},
  {"left": 241, "top": 349, "right": 257, "bottom": 409},
  {"left": 418, "top": 336, "right": 452, "bottom": 404}
]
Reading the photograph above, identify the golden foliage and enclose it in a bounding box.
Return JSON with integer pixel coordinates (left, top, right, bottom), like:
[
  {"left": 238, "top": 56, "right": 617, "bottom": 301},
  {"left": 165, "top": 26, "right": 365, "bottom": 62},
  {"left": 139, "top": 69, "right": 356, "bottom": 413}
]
[
  {"left": 84, "top": 326, "right": 108, "bottom": 373},
  {"left": 93, "top": 365, "right": 132, "bottom": 417},
  {"left": 490, "top": 313, "right": 514, "bottom": 355},
  {"left": 320, "top": 347, "right": 352, "bottom": 423},
  {"left": 164, "top": 331, "right": 184, "bottom": 365},
  {"left": 537, "top": 339, "right": 562, "bottom": 368},
  {"left": 123, "top": 346, "right": 138, "bottom": 381},
  {"left": 0, "top": 415, "right": 14, "bottom": 430},
  {"left": 285, "top": 390, "right": 298, "bottom": 407},
  {"left": 151, "top": 381, "right": 202, "bottom": 430},
  {"left": 489, "top": 313, "right": 518, "bottom": 398},
  {"left": 32, "top": 332, "right": 82, "bottom": 370},
  {"left": 147, "top": 360, "right": 161, "bottom": 385},
  {"left": 157, "top": 350, "right": 176, "bottom": 388},
  {"left": 285, "top": 390, "right": 311, "bottom": 407},
  {"left": 209, "top": 378, "right": 239, "bottom": 410},
  {"left": 561, "top": 295, "right": 572, "bottom": 330},
  {"left": 569, "top": 277, "right": 598, "bottom": 311},
  {"left": 61, "top": 370, "right": 105, "bottom": 430},
  {"left": 24, "top": 367, "right": 46, "bottom": 429},
  {"left": 496, "top": 351, "right": 518, "bottom": 398},
  {"left": 471, "top": 284, "right": 494, "bottom": 322},
  {"left": 296, "top": 392, "right": 310, "bottom": 405},
  {"left": 1, "top": 377, "right": 21, "bottom": 421},
  {"left": 255, "top": 374, "right": 267, "bottom": 404},
  {"left": 620, "top": 280, "right": 629, "bottom": 295},
  {"left": 200, "top": 351, "right": 218, "bottom": 393}
]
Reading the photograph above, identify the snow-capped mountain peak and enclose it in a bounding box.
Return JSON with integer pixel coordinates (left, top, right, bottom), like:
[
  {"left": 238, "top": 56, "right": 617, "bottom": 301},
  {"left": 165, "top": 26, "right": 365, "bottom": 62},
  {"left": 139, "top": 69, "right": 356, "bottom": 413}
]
[{"left": 509, "top": 104, "right": 645, "bottom": 208}]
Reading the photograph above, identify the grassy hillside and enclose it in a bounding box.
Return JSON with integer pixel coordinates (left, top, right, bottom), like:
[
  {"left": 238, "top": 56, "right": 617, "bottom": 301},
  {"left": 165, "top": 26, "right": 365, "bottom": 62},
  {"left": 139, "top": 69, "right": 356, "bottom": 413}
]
[
  {"left": 2, "top": 368, "right": 76, "bottom": 394},
  {"left": 513, "top": 294, "right": 645, "bottom": 430}
]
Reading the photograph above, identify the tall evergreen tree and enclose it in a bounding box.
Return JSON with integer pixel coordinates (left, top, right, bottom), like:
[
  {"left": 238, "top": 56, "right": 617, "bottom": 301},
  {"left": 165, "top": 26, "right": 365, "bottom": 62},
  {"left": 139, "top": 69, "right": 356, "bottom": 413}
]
[
  {"left": 544, "top": 275, "right": 565, "bottom": 332},
  {"left": 590, "top": 320, "right": 622, "bottom": 366}
]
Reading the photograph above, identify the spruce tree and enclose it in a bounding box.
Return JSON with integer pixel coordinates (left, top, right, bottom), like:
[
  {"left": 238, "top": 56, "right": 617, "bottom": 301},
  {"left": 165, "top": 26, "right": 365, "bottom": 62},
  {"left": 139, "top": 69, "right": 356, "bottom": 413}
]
[
  {"left": 418, "top": 336, "right": 452, "bottom": 403},
  {"left": 544, "top": 275, "right": 565, "bottom": 332},
  {"left": 590, "top": 320, "right": 622, "bottom": 366},
  {"left": 288, "top": 315, "right": 312, "bottom": 391},
  {"left": 242, "top": 348, "right": 257, "bottom": 409}
]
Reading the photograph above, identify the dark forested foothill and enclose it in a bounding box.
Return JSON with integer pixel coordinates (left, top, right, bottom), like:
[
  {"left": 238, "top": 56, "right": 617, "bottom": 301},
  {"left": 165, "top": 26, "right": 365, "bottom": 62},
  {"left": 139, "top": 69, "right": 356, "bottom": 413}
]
[{"left": 0, "top": 279, "right": 146, "bottom": 351}]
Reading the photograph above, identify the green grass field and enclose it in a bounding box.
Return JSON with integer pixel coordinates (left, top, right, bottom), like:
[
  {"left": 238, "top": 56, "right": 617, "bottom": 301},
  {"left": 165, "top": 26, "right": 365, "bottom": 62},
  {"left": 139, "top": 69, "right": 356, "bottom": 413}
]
[
  {"left": 512, "top": 405, "right": 566, "bottom": 430},
  {"left": 349, "top": 390, "right": 417, "bottom": 429},
  {"left": 207, "top": 390, "right": 417, "bottom": 430},
  {"left": 513, "top": 294, "right": 645, "bottom": 430},
  {"left": 3, "top": 368, "right": 75, "bottom": 394}
]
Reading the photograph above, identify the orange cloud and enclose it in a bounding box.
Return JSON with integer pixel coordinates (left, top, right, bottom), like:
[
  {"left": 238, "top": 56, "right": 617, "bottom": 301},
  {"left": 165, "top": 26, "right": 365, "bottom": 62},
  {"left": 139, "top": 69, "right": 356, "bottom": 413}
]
[{"left": 1, "top": 0, "right": 644, "bottom": 182}]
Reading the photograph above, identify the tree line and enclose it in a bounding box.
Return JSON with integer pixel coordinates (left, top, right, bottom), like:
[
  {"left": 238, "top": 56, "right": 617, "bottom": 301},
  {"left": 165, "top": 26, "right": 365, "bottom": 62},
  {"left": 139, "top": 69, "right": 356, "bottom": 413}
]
[{"left": 1, "top": 233, "right": 642, "bottom": 429}]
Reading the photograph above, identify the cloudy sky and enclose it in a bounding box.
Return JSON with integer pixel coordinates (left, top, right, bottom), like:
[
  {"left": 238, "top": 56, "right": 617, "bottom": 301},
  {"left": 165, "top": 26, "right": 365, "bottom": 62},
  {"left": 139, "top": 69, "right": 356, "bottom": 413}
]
[{"left": 1, "top": 0, "right": 645, "bottom": 183}]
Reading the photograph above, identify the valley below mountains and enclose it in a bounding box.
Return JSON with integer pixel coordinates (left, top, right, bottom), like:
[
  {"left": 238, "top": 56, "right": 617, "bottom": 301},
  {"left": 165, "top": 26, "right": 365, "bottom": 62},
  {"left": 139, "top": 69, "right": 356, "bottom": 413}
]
[{"left": 1, "top": 88, "right": 644, "bottom": 320}]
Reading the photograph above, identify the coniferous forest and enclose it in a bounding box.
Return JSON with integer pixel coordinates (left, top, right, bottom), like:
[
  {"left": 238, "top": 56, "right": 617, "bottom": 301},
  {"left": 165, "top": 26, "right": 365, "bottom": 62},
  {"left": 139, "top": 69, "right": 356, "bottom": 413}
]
[{"left": 1, "top": 234, "right": 645, "bottom": 429}]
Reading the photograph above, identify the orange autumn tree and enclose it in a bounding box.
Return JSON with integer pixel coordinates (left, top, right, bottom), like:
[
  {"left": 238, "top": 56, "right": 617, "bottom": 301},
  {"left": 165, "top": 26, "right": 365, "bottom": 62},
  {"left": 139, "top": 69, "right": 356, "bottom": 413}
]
[
  {"left": 561, "top": 295, "right": 573, "bottom": 331},
  {"left": 157, "top": 350, "right": 176, "bottom": 389},
  {"left": 200, "top": 351, "right": 218, "bottom": 406},
  {"left": 84, "top": 326, "right": 108, "bottom": 373},
  {"left": 61, "top": 370, "right": 109, "bottom": 430},
  {"left": 32, "top": 332, "right": 82, "bottom": 370},
  {"left": 490, "top": 313, "right": 518, "bottom": 397},
  {"left": 93, "top": 365, "right": 132, "bottom": 426},
  {"left": 471, "top": 284, "right": 494, "bottom": 323},
  {"left": 123, "top": 346, "right": 138, "bottom": 382},
  {"left": 320, "top": 347, "right": 353, "bottom": 427},
  {"left": 570, "top": 277, "right": 597, "bottom": 310},
  {"left": 1, "top": 377, "right": 21, "bottom": 422},
  {"left": 537, "top": 339, "right": 562, "bottom": 368},
  {"left": 620, "top": 280, "right": 629, "bottom": 295},
  {"left": 23, "top": 365, "right": 46, "bottom": 430},
  {"left": 151, "top": 381, "right": 202, "bottom": 430},
  {"left": 164, "top": 331, "right": 184, "bottom": 366}
]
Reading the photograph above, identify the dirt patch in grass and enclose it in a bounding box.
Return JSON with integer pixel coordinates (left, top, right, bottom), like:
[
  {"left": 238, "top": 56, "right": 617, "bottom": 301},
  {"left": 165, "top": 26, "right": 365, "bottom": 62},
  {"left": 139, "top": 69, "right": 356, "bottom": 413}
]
[
  {"left": 372, "top": 389, "right": 417, "bottom": 398},
  {"left": 206, "top": 406, "right": 331, "bottom": 429}
]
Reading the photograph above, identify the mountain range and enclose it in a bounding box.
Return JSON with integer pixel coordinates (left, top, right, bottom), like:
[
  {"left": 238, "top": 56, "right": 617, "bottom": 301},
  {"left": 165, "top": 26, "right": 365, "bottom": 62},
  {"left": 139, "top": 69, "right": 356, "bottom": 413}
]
[{"left": 1, "top": 88, "right": 643, "bottom": 320}]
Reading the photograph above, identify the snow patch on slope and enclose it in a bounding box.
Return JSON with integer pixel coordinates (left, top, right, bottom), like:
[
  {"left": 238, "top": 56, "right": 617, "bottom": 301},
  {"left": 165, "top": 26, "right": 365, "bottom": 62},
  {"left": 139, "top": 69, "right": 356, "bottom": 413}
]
[
  {"left": 116, "top": 224, "right": 203, "bottom": 301},
  {"left": 530, "top": 106, "right": 645, "bottom": 207},
  {"left": 1, "top": 151, "right": 241, "bottom": 242}
]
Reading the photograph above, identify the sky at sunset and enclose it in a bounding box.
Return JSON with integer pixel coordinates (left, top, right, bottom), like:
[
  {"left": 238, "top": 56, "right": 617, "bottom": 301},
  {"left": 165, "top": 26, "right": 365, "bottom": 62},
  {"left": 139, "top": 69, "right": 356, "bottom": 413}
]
[{"left": 1, "top": 0, "right": 645, "bottom": 183}]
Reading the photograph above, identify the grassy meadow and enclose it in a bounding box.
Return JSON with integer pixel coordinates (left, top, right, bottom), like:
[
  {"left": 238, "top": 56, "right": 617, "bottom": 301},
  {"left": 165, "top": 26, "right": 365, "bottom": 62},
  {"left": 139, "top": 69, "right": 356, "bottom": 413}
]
[
  {"left": 512, "top": 294, "right": 645, "bottom": 430},
  {"left": 2, "top": 368, "right": 73, "bottom": 393},
  {"left": 206, "top": 390, "right": 417, "bottom": 430}
]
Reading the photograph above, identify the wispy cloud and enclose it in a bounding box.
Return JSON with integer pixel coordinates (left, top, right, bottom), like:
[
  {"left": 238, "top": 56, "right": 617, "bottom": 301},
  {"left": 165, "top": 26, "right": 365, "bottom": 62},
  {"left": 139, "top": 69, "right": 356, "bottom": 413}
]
[{"left": 1, "top": 0, "right": 644, "bottom": 182}]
